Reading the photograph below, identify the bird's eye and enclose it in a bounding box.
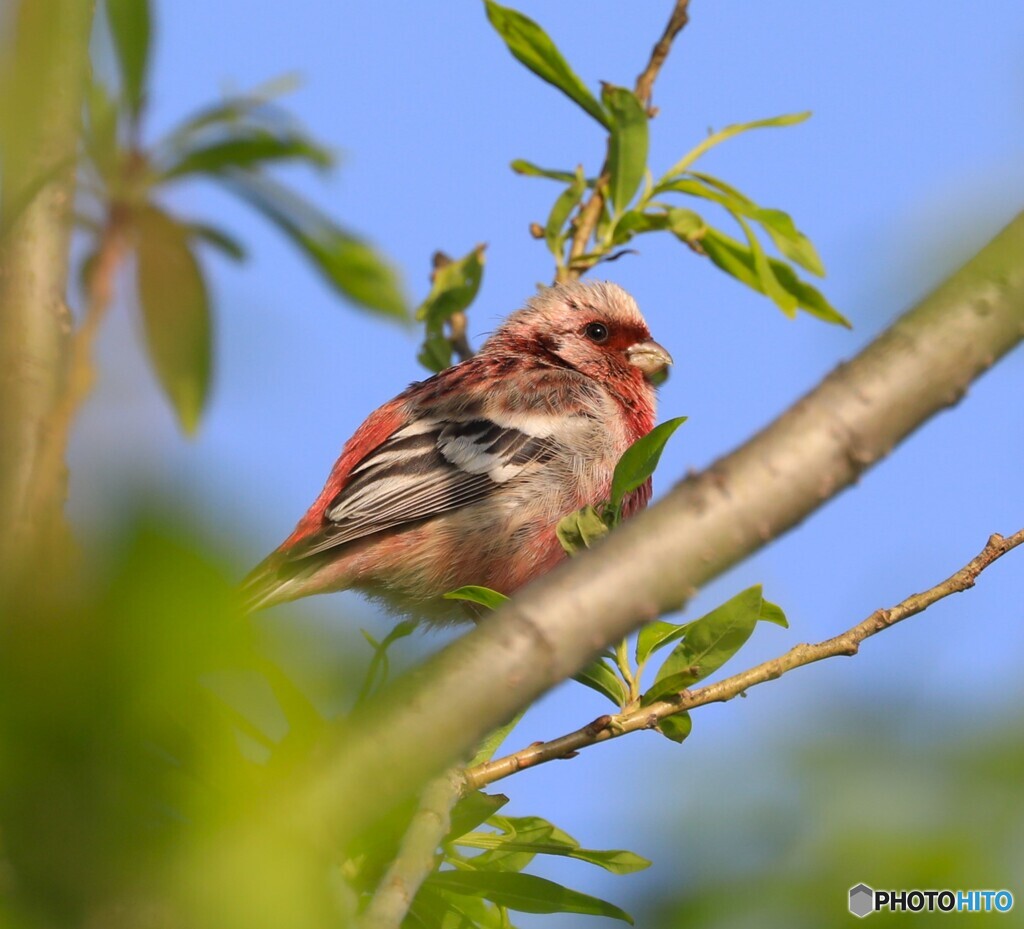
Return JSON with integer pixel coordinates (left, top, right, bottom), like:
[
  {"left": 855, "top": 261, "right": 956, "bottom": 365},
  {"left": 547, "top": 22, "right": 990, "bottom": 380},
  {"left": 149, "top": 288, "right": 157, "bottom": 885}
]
[{"left": 584, "top": 322, "right": 609, "bottom": 343}]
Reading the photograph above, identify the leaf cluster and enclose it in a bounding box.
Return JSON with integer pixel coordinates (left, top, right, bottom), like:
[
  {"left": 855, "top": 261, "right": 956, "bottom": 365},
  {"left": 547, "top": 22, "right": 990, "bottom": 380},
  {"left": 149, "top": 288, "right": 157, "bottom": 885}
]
[{"left": 79, "top": 0, "right": 408, "bottom": 432}]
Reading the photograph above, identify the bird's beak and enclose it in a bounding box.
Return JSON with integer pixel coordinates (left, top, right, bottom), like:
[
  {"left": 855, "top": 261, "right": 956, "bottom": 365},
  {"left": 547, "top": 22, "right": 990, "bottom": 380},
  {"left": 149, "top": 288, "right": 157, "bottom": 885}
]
[{"left": 626, "top": 340, "right": 673, "bottom": 376}]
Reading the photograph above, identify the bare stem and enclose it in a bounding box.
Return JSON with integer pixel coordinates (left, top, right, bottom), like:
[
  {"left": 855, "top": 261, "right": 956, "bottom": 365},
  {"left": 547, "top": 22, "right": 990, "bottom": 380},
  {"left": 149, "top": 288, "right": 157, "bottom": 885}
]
[
  {"left": 560, "top": 0, "right": 692, "bottom": 282},
  {"left": 464, "top": 528, "right": 1024, "bottom": 791},
  {"left": 358, "top": 769, "right": 464, "bottom": 929}
]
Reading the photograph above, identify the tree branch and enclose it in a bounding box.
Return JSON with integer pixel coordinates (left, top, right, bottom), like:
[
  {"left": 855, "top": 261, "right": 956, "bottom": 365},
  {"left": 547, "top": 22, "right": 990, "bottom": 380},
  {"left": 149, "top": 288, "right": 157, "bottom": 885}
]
[
  {"left": 464, "top": 528, "right": 1024, "bottom": 790},
  {"left": 286, "top": 210, "right": 1024, "bottom": 846},
  {"left": 0, "top": 0, "right": 94, "bottom": 593},
  {"left": 561, "top": 0, "right": 692, "bottom": 281},
  {"left": 358, "top": 769, "right": 464, "bottom": 929}
]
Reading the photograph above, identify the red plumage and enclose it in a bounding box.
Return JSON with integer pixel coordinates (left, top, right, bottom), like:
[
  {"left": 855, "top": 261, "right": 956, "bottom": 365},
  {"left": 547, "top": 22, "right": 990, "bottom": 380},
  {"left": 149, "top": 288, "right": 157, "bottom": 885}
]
[{"left": 243, "top": 280, "right": 671, "bottom": 622}]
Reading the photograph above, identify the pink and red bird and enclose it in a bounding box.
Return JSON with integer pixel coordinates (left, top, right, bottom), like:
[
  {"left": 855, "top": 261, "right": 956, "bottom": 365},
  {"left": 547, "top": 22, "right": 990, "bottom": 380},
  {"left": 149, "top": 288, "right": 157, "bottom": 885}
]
[{"left": 244, "top": 280, "right": 671, "bottom": 622}]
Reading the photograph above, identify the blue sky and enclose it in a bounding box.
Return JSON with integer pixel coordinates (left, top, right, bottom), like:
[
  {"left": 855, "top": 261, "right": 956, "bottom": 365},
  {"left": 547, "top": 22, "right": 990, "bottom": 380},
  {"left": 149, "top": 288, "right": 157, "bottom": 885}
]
[{"left": 71, "top": 1, "right": 1024, "bottom": 920}]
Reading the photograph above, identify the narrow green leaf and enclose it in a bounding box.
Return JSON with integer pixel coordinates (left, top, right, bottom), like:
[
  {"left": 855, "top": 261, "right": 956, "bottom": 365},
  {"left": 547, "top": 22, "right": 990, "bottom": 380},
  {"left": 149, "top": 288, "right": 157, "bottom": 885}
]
[
  {"left": 135, "top": 205, "right": 211, "bottom": 434},
  {"left": 698, "top": 226, "right": 850, "bottom": 326},
  {"left": 644, "top": 585, "right": 784, "bottom": 704},
  {"left": 555, "top": 505, "right": 610, "bottom": 556},
  {"left": 733, "top": 212, "right": 798, "bottom": 317},
  {"left": 458, "top": 817, "right": 649, "bottom": 874},
  {"left": 544, "top": 168, "right": 586, "bottom": 258},
  {"left": 418, "top": 334, "right": 453, "bottom": 374},
  {"left": 84, "top": 79, "right": 119, "bottom": 180},
  {"left": 106, "top": 0, "right": 151, "bottom": 118},
  {"left": 611, "top": 209, "right": 669, "bottom": 245},
  {"left": 483, "top": 1, "right": 609, "bottom": 129},
  {"left": 447, "top": 792, "right": 509, "bottom": 842},
  {"left": 759, "top": 597, "right": 789, "bottom": 628},
  {"left": 510, "top": 159, "right": 585, "bottom": 184},
  {"left": 602, "top": 84, "right": 649, "bottom": 215},
  {"left": 467, "top": 710, "right": 526, "bottom": 768},
  {"left": 186, "top": 222, "right": 247, "bottom": 262},
  {"left": 573, "top": 657, "right": 626, "bottom": 706},
  {"left": 416, "top": 246, "right": 486, "bottom": 327},
  {"left": 635, "top": 620, "right": 692, "bottom": 666},
  {"left": 221, "top": 171, "right": 408, "bottom": 319},
  {"left": 444, "top": 586, "right": 509, "bottom": 611},
  {"left": 428, "top": 871, "right": 634, "bottom": 923},
  {"left": 660, "top": 110, "right": 811, "bottom": 181},
  {"left": 609, "top": 417, "right": 688, "bottom": 512},
  {"left": 669, "top": 171, "right": 826, "bottom": 276},
  {"left": 657, "top": 712, "right": 692, "bottom": 743},
  {"left": 667, "top": 207, "right": 705, "bottom": 239},
  {"left": 159, "top": 132, "right": 332, "bottom": 180}
]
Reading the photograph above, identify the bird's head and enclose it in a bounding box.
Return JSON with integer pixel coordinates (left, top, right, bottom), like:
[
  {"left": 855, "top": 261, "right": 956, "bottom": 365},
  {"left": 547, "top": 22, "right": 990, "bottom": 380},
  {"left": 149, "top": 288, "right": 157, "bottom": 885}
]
[{"left": 485, "top": 280, "right": 672, "bottom": 386}]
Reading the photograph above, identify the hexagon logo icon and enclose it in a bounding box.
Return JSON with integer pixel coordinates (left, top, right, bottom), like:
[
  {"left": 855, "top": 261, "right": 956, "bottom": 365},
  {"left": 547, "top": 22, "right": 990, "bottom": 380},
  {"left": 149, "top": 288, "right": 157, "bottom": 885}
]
[{"left": 849, "top": 883, "right": 874, "bottom": 918}]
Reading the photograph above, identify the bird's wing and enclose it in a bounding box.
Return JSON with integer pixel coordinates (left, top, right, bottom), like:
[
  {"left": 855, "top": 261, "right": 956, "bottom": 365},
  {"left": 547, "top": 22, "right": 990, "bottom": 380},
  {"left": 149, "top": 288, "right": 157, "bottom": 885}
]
[{"left": 287, "top": 415, "right": 560, "bottom": 559}]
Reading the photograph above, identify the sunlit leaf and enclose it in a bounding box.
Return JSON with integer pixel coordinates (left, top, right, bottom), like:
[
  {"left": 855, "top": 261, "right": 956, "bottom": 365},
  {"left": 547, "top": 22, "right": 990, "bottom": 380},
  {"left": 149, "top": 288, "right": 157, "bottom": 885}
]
[
  {"left": 698, "top": 226, "right": 850, "bottom": 326},
  {"left": 483, "top": 1, "right": 609, "bottom": 128},
  {"left": 444, "top": 586, "right": 509, "bottom": 611},
  {"left": 657, "top": 712, "right": 692, "bottom": 743},
  {"left": 221, "top": 171, "right": 408, "bottom": 319},
  {"left": 106, "top": 0, "right": 151, "bottom": 118},
  {"left": 555, "top": 505, "right": 610, "bottom": 555},
  {"left": 416, "top": 246, "right": 486, "bottom": 327},
  {"left": 510, "top": 159, "right": 587, "bottom": 184},
  {"left": 428, "top": 871, "right": 634, "bottom": 923},
  {"left": 544, "top": 167, "right": 586, "bottom": 258},
  {"left": 458, "top": 816, "right": 650, "bottom": 874},
  {"left": 447, "top": 792, "right": 509, "bottom": 842},
  {"left": 635, "top": 620, "right": 692, "bottom": 666},
  {"left": 609, "top": 417, "right": 687, "bottom": 514},
  {"left": 602, "top": 84, "right": 649, "bottom": 216},
  {"left": 572, "top": 657, "right": 626, "bottom": 706},
  {"left": 643, "top": 585, "right": 785, "bottom": 704},
  {"left": 135, "top": 205, "right": 211, "bottom": 434},
  {"left": 660, "top": 110, "right": 811, "bottom": 180},
  {"left": 734, "top": 212, "right": 798, "bottom": 317}
]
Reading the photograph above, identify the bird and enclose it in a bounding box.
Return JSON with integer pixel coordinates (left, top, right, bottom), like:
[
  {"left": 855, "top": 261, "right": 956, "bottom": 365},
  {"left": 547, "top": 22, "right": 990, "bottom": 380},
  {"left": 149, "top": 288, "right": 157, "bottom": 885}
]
[{"left": 243, "top": 280, "right": 671, "bottom": 623}]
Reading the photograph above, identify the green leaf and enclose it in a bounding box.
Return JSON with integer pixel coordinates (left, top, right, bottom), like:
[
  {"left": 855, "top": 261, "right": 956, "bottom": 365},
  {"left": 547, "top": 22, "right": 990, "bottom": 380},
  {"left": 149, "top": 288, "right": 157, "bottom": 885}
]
[
  {"left": 572, "top": 657, "right": 626, "bottom": 706},
  {"left": 690, "top": 172, "right": 825, "bottom": 276},
  {"left": 444, "top": 586, "right": 509, "bottom": 611},
  {"left": 186, "top": 222, "right": 247, "bottom": 262},
  {"left": 698, "top": 226, "right": 850, "bottom": 327},
  {"left": 667, "top": 207, "right": 705, "bottom": 239},
  {"left": 106, "top": 0, "right": 151, "bottom": 118},
  {"left": 458, "top": 816, "right": 649, "bottom": 874},
  {"left": 418, "top": 334, "right": 453, "bottom": 374},
  {"left": 611, "top": 209, "right": 669, "bottom": 245},
  {"left": 643, "top": 585, "right": 784, "bottom": 704},
  {"left": 635, "top": 620, "right": 692, "bottom": 666},
  {"left": 602, "top": 84, "right": 649, "bottom": 216},
  {"left": 660, "top": 110, "right": 811, "bottom": 180},
  {"left": 657, "top": 712, "right": 692, "bottom": 743},
  {"left": 416, "top": 246, "right": 486, "bottom": 326},
  {"left": 759, "top": 597, "right": 789, "bottom": 628},
  {"left": 734, "top": 212, "right": 798, "bottom": 317},
  {"left": 555, "top": 505, "right": 610, "bottom": 556},
  {"left": 447, "top": 792, "right": 509, "bottom": 842},
  {"left": 483, "top": 1, "right": 609, "bottom": 129},
  {"left": 221, "top": 171, "right": 408, "bottom": 320},
  {"left": 428, "top": 871, "right": 633, "bottom": 923},
  {"left": 159, "top": 132, "right": 332, "bottom": 180},
  {"left": 510, "top": 159, "right": 585, "bottom": 184},
  {"left": 609, "top": 417, "right": 688, "bottom": 513},
  {"left": 135, "top": 205, "right": 211, "bottom": 434},
  {"left": 544, "top": 168, "right": 586, "bottom": 258},
  {"left": 467, "top": 710, "right": 526, "bottom": 768},
  {"left": 84, "top": 78, "right": 119, "bottom": 180}
]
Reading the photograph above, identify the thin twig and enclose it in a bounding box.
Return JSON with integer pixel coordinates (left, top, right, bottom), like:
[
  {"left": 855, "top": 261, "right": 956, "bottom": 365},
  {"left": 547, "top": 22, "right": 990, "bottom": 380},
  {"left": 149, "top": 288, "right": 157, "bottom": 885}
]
[
  {"left": 464, "top": 529, "right": 1024, "bottom": 791},
  {"left": 560, "top": 0, "right": 692, "bottom": 282},
  {"left": 358, "top": 768, "right": 465, "bottom": 929},
  {"left": 635, "top": 0, "right": 691, "bottom": 109}
]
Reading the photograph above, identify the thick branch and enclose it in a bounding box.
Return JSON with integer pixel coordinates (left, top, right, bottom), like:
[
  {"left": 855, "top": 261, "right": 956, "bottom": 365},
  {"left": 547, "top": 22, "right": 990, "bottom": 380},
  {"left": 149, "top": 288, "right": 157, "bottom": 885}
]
[
  {"left": 288, "top": 210, "right": 1024, "bottom": 845},
  {"left": 0, "top": 0, "right": 94, "bottom": 592},
  {"left": 465, "top": 528, "right": 1024, "bottom": 789}
]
